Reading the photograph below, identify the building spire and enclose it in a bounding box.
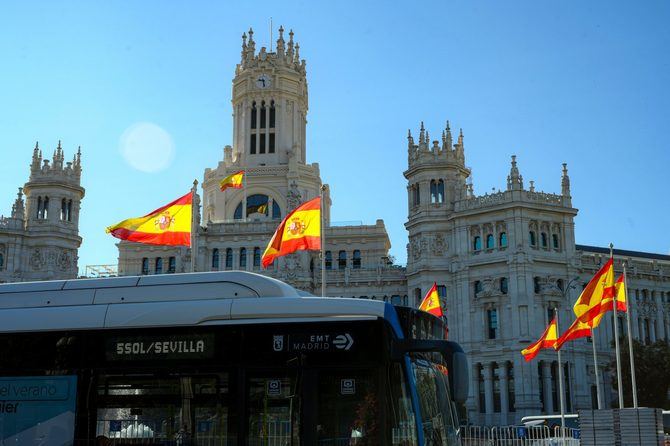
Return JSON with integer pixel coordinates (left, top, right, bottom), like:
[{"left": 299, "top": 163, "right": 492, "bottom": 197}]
[
  {"left": 419, "top": 121, "right": 426, "bottom": 146},
  {"left": 276, "top": 25, "right": 285, "bottom": 56},
  {"left": 287, "top": 29, "right": 294, "bottom": 59},
  {"left": 247, "top": 27, "right": 255, "bottom": 57},
  {"left": 294, "top": 42, "right": 300, "bottom": 63},
  {"left": 31, "top": 141, "right": 42, "bottom": 171},
  {"left": 507, "top": 155, "right": 524, "bottom": 190},
  {"left": 561, "top": 163, "right": 571, "bottom": 196},
  {"left": 11, "top": 187, "right": 24, "bottom": 219}
]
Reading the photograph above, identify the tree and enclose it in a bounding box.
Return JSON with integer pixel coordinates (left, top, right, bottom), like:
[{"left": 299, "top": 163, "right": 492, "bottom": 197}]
[{"left": 608, "top": 337, "right": 670, "bottom": 409}]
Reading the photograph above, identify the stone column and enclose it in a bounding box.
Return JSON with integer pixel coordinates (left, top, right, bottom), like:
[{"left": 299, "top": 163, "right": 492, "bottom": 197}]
[
  {"left": 500, "top": 363, "right": 509, "bottom": 425},
  {"left": 469, "top": 363, "right": 480, "bottom": 424},
  {"left": 542, "top": 361, "right": 554, "bottom": 414},
  {"left": 483, "top": 363, "right": 494, "bottom": 425}
]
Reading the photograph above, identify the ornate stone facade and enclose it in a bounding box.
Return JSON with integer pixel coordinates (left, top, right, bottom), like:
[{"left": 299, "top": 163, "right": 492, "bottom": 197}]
[
  {"left": 404, "top": 122, "right": 670, "bottom": 424},
  {"left": 112, "top": 26, "right": 670, "bottom": 425},
  {"left": 0, "top": 142, "right": 84, "bottom": 283}
]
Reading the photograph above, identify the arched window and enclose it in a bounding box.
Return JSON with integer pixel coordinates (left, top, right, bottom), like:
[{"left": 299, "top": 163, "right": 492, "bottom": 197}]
[
  {"left": 67, "top": 200, "right": 72, "bottom": 221},
  {"left": 507, "top": 362, "right": 516, "bottom": 412},
  {"left": 212, "top": 248, "right": 220, "bottom": 270},
  {"left": 155, "top": 257, "right": 163, "bottom": 275},
  {"left": 412, "top": 184, "right": 421, "bottom": 206},
  {"left": 473, "top": 236, "right": 482, "bottom": 251},
  {"left": 225, "top": 248, "right": 233, "bottom": 269},
  {"left": 338, "top": 250, "right": 347, "bottom": 269},
  {"left": 325, "top": 251, "right": 332, "bottom": 269},
  {"left": 36, "top": 196, "right": 42, "bottom": 218},
  {"left": 253, "top": 247, "right": 261, "bottom": 268},
  {"left": 430, "top": 180, "right": 438, "bottom": 203},
  {"left": 168, "top": 256, "right": 176, "bottom": 273},
  {"left": 251, "top": 101, "right": 257, "bottom": 129},
  {"left": 234, "top": 195, "right": 281, "bottom": 220},
  {"left": 61, "top": 199, "right": 67, "bottom": 221},
  {"left": 250, "top": 101, "right": 257, "bottom": 154},
  {"left": 529, "top": 231, "right": 537, "bottom": 246},
  {"left": 240, "top": 248, "right": 247, "bottom": 268},
  {"left": 552, "top": 234, "right": 560, "bottom": 249},
  {"left": 269, "top": 100, "right": 276, "bottom": 128},
  {"left": 474, "top": 280, "right": 482, "bottom": 297},
  {"left": 486, "top": 234, "right": 495, "bottom": 249},
  {"left": 141, "top": 257, "right": 149, "bottom": 275},
  {"left": 500, "top": 277, "right": 508, "bottom": 294},
  {"left": 487, "top": 308, "right": 498, "bottom": 339},
  {"left": 534, "top": 277, "right": 541, "bottom": 294},
  {"left": 43, "top": 197, "right": 49, "bottom": 219},
  {"left": 437, "top": 180, "right": 445, "bottom": 203},
  {"left": 541, "top": 232, "right": 548, "bottom": 248},
  {"left": 260, "top": 100, "right": 267, "bottom": 129},
  {"left": 499, "top": 232, "right": 508, "bottom": 248},
  {"left": 353, "top": 250, "right": 361, "bottom": 269}
]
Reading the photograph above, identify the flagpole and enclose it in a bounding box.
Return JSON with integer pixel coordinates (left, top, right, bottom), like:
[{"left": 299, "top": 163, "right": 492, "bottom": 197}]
[
  {"left": 190, "top": 179, "right": 198, "bottom": 273},
  {"left": 610, "top": 243, "right": 624, "bottom": 408},
  {"left": 320, "top": 185, "right": 326, "bottom": 297},
  {"left": 591, "top": 327, "right": 603, "bottom": 409},
  {"left": 623, "top": 262, "right": 638, "bottom": 407},
  {"left": 555, "top": 308, "right": 566, "bottom": 437},
  {"left": 243, "top": 171, "right": 248, "bottom": 221}
]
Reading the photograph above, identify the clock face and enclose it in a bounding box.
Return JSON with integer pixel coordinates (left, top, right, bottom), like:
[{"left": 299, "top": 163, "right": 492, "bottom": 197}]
[{"left": 256, "top": 74, "right": 271, "bottom": 89}]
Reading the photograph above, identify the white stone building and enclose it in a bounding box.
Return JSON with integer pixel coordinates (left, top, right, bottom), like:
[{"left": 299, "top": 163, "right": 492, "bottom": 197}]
[
  {"left": 106, "top": 27, "right": 670, "bottom": 424},
  {"left": 0, "top": 142, "right": 84, "bottom": 283}
]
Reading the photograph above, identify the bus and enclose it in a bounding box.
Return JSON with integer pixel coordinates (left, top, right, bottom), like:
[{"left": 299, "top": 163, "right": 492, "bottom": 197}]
[{"left": 0, "top": 271, "right": 468, "bottom": 445}]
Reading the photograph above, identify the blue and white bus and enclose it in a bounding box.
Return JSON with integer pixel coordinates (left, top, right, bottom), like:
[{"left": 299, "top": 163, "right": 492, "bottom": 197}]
[{"left": 0, "top": 271, "right": 468, "bottom": 445}]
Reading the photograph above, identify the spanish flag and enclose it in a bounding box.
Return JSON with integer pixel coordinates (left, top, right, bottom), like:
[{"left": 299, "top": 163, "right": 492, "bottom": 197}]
[
  {"left": 614, "top": 274, "right": 627, "bottom": 312},
  {"left": 555, "top": 318, "right": 592, "bottom": 351},
  {"left": 573, "top": 258, "right": 615, "bottom": 328},
  {"left": 261, "top": 197, "right": 321, "bottom": 268},
  {"left": 419, "top": 283, "right": 444, "bottom": 317},
  {"left": 106, "top": 192, "right": 192, "bottom": 246},
  {"left": 522, "top": 317, "right": 558, "bottom": 361},
  {"left": 219, "top": 170, "right": 244, "bottom": 191}
]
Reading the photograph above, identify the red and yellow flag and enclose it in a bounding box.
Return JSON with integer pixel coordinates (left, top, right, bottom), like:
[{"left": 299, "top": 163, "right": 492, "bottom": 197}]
[
  {"left": 261, "top": 197, "right": 321, "bottom": 268},
  {"left": 573, "top": 258, "right": 615, "bottom": 328},
  {"left": 521, "top": 317, "right": 558, "bottom": 361},
  {"left": 219, "top": 170, "right": 244, "bottom": 191},
  {"left": 614, "top": 274, "right": 627, "bottom": 312},
  {"left": 106, "top": 192, "right": 192, "bottom": 246},
  {"left": 418, "top": 283, "right": 443, "bottom": 317},
  {"left": 555, "top": 318, "right": 592, "bottom": 350}
]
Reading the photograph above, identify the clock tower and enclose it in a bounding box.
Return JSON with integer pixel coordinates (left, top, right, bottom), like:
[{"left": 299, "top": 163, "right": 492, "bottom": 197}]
[{"left": 231, "top": 27, "right": 308, "bottom": 167}]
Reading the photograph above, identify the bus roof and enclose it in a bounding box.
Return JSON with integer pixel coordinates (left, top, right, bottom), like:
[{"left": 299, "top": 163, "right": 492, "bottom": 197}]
[{"left": 0, "top": 271, "right": 393, "bottom": 333}]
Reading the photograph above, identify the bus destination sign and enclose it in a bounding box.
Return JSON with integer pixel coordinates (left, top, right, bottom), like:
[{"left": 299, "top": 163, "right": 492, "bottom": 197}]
[
  {"left": 272, "top": 333, "right": 354, "bottom": 353},
  {"left": 106, "top": 334, "right": 215, "bottom": 361}
]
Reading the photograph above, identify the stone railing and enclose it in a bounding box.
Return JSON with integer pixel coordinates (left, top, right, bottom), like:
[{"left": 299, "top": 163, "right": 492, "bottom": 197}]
[
  {"left": 525, "top": 191, "right": 563, "bottom": 205},
  {"left": 455, "top": 189, "right": 566, "bottom": 211},
  {"left": 0, "top": 216, "right": 23, "bottom": 230}
]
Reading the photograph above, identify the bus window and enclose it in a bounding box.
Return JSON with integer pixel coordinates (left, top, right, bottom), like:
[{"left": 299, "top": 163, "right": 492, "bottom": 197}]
[
  {"left": 412, "top": 358, "right": 458, "bottom": 446},
  {"left": 96, "top": 373, "right": 233, "bottom": 444},
  {"left": 246, "top": 374, "right": 299, "bottom": 445},
  {"left": 389, "top": 363, "right": 418, "bottom": 445},
  {"left": 316, "top": 369, "right": 380, "bottom": 445}
]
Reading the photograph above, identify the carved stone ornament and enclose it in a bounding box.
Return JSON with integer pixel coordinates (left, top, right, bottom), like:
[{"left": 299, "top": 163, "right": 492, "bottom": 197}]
[
  {"left": 477, "top": 278, "right": 502, "bottom": 299},
  {"left": 282, "top": 253, "right": 301, "bottom": 281},
  {"left": 410, "top": 237, "right": 422, "bottom": 260},
  {"left": 29, "top": 249, "right": 43, "bottom": 270},
  {"left": 57, "top": 250, "right": 71, "bottom": 271},
  {"left": 286, "top": 181, "right": 302, "bottom": 209},
  {"left": 431, "top": 233, "right": 447, "bottom": 256}
]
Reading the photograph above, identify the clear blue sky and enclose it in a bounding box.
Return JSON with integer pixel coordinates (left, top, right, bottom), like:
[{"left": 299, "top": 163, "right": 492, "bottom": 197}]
[{"left": 1, "top": 1, "right": 669, "bottom": 274}]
